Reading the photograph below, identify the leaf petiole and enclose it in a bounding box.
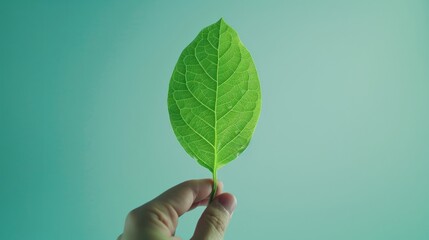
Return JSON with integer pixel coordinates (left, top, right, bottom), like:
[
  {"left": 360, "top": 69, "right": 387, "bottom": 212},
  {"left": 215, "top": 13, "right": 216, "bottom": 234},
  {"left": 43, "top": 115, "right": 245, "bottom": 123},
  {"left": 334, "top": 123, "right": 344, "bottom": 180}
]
[{"left": 209, "top": 170, "right": 217, "bottom": 203}]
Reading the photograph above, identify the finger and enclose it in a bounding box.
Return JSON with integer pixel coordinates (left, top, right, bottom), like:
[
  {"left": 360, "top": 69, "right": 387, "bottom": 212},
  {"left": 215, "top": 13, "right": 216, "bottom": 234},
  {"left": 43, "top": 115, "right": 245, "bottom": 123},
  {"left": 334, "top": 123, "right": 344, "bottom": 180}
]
[
  {"left": 189, "top": 181, "right": 224, "bottom": 211},
  {"left": 124, "top": 179, "right": 223, "bottom": 239},
  {"left": 191, "top": 193, "right": 237, "bottom": 240},
  {"left": 136, "top": 179, "right": 217, "bottom": 236},
  {"left": 153, "top": 179, "right": 221, "bottom": 216}
]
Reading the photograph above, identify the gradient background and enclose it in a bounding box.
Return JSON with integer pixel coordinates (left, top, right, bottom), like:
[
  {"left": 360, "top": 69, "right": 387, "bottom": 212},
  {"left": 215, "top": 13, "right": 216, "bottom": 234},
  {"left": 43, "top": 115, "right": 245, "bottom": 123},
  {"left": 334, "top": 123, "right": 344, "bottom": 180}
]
[{"left": 1, "top": 1, "right": 429, "bottom": 239}]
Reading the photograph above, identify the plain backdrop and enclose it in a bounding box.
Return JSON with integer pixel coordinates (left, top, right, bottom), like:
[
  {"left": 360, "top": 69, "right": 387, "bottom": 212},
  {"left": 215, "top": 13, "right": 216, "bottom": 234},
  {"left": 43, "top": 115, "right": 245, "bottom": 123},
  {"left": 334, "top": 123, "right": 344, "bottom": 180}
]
[{"left": 1, "top": 1, "right": 428, "bottom": 239}]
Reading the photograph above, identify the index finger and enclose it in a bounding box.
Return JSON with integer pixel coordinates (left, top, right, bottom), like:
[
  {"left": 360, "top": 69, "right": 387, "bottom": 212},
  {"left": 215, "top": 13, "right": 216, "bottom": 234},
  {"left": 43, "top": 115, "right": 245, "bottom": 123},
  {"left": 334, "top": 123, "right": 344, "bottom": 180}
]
[
  {"left": 153, "top": 179, "right": 222, "bottom": 216},
  {"left": 124, "top": 179, "right": 223, "bottom": 239}
]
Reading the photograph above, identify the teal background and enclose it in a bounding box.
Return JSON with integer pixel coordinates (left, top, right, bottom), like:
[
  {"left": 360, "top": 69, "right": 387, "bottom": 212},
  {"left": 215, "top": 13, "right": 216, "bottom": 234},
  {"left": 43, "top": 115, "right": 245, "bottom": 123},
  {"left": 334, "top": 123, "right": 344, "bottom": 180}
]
[{"left": 1, "top": 1, "right": 428, "bottom": 239}]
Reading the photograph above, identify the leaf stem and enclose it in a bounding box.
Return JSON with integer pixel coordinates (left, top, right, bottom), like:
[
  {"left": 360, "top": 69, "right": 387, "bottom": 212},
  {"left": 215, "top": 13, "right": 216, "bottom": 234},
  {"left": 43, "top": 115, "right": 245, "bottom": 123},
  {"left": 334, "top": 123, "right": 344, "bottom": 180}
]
[{"left": 209, "top": 170, "right": 217, "bottom": 203}]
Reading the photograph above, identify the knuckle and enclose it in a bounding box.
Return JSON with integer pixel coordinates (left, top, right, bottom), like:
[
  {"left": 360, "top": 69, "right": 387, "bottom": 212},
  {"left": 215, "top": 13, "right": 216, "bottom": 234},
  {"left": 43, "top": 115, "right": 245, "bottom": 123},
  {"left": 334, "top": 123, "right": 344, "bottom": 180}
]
[
  {"left": 126, "top": 208, "right": 139, "bottom": 222},
  {"left": 203, "top": 210, "right": 227, "bottom": 235},
  {"left": 126, "top": 204, "right": 151, "bottom": 225},
  {"left": 125, "top": 208, "right": 143, "bottom": 229},
  {"left": 128, "top": 203, "right": 176, "bottom": 231}
]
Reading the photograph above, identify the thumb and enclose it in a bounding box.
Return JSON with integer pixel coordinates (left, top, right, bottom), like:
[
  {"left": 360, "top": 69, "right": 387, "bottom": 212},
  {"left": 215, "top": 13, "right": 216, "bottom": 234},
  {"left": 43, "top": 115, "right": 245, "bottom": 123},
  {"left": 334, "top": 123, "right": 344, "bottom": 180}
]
[{"left": 191, "top": 193, "right": 237, "bottom": 240}]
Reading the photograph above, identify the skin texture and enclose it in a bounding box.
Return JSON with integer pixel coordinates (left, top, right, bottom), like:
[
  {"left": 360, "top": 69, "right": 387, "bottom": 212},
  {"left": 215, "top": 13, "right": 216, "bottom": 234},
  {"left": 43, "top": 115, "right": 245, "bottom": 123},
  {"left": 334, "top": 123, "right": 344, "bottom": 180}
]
[{"left": 118, "top": 179, "right": 237, "bottom": 240}]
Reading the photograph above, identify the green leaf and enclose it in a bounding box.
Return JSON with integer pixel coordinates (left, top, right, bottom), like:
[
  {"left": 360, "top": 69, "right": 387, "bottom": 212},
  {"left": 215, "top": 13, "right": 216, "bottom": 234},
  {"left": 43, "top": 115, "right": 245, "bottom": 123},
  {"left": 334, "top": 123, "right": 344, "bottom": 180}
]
[{"left": 167, "top": 18, "right": 261, "bottom": 199}]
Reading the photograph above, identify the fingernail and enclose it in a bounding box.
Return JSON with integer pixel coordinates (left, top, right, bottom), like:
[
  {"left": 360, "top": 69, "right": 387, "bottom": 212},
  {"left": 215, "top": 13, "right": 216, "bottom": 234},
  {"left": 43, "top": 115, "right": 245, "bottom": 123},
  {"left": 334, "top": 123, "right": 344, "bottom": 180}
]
[{"left": 216, "top": 194, "right": 237, "bottom": 215}]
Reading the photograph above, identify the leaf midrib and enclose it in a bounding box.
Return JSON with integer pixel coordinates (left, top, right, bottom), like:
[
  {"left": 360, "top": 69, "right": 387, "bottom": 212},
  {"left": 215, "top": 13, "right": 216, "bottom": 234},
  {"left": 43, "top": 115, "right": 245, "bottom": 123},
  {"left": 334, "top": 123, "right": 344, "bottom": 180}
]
[{"left": 213, "top": 20, "right": 222, "bottom": 172}]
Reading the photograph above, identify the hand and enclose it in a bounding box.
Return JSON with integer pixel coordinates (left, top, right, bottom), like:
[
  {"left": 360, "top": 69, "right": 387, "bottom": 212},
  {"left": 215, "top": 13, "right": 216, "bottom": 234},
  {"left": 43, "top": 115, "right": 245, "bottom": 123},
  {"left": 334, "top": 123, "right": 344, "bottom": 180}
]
[{"left": 118, "top": 179, "right": 237, "bottom": 240}]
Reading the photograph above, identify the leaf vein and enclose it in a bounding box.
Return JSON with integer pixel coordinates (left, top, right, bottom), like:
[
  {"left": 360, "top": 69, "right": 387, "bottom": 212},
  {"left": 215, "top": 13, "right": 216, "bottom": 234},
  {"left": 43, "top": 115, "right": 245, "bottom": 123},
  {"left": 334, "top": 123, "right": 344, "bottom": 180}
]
[{"left": 172, "top": 94, "right": 215, "bottom": 148}]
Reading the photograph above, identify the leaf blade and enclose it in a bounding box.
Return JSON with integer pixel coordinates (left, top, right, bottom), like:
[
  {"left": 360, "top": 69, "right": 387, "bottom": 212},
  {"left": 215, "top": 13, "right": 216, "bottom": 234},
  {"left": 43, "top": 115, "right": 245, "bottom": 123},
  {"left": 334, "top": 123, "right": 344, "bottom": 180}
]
[{"left": 168, "top": 18, "right": 261, "bottom": 173}]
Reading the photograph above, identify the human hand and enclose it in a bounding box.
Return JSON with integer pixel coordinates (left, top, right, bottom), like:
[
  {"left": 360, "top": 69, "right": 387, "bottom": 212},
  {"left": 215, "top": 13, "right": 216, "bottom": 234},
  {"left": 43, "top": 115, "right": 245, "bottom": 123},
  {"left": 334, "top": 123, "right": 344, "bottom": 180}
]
[{"left": 118, "top": 179, "right": 237, "bottom": 240}]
